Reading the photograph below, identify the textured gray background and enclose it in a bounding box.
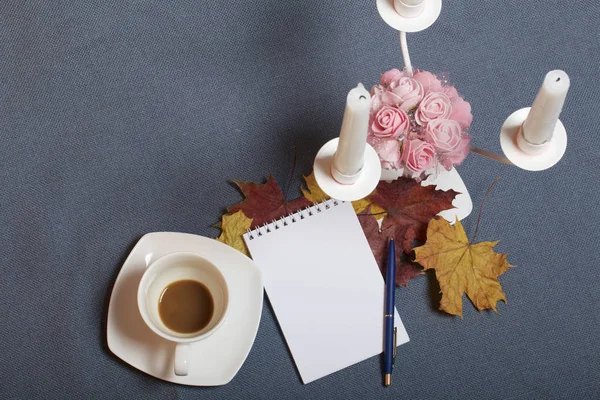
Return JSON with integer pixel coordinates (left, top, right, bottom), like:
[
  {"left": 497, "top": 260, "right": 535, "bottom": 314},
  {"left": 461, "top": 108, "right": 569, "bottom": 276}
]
[{"left": 1, "top": 1, "right": 599, "bottom": 399}]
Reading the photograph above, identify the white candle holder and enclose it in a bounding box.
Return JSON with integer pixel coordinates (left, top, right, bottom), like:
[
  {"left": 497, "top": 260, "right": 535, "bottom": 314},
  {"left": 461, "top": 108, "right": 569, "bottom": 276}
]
[
  {"left": 499, "top": 107, "right": 567, "bottom": 171},
  {"left": 314, "top": 138, "right": 382, "bottom": 202},
  {"left": 377, "top": 0, "right": 442, "bottom": 32}
]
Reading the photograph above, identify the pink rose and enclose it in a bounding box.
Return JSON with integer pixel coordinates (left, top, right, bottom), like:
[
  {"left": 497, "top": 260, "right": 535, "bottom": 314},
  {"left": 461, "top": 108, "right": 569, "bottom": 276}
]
[
  {"left": 380, "top": 69, "right": 404, "bottom": 86},
  {"left": 443, "top": 86, "right": 459, "bottom": 101},
  {"left": 443, "top": 85, "right": 473, "bottom": 128},
  {"left": 401, "top": 139, "right": 436, "bottom": 174},
  {"left": 439, "top": 135, "right": 470, "bottom": 170},
  {"left": 424, "top": 119, "right": 463, "bottom": 153},
  {"left": 370, "top": 84, "right": 385, "bottom": 111},
  {"left": 370, "top": 106, "right": 410, "bottom": 139},
  {"left": 369, "top": 137, "right": 401, "bottom": 170},
  {"left": 415, "top": 92, "right": 452, "bottom": 126},
  {"left": 449, "top": 96, "right": 472, "bottom": 129},
  {"left": 424, "top": 119, "right": 470, "bottom": 170},
  {"left": 381, "top": 77, "right": 424, "bottom": 111},
  {"left": 413, "top": 70, "right": 443, "bottom": 93}
]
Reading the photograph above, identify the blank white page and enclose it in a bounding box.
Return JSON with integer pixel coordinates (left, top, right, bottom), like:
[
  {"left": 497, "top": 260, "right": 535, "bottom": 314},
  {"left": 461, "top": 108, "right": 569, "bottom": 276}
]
[{"left": 244, "top": 200, "right": 409, "bottom": 384}]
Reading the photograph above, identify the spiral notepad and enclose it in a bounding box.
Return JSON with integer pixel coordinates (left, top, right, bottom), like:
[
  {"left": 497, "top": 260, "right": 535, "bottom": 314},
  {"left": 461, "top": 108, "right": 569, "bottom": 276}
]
[{"left": 243, "top": 200, "right": 409, "bottom": 384}]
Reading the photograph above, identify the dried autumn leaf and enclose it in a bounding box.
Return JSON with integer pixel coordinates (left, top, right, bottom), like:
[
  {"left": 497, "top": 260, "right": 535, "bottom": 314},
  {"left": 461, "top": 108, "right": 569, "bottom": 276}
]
[
  {"left": 351, "top": 198, "right": 373, "bottom": 215},
  {"left": 370, "top": 177, "right": 458, "bottom": 254},
  {"left": 228, "top": 175, "right": 312, "bottom": 229},
  {"left": 414, "top": 217, "right": 513, "bottom": 317},
  {"left": 301, "top": 171, "right": 385, "bottom": 215},
  {"left": 359, "top": 208, "right": 423, "bottom": 287},
  {"left": 216, "top": 210, "right": 253, "bottom": 257},
  {"left": 301, "top": 172, "right": 329, "bottom": 203}
]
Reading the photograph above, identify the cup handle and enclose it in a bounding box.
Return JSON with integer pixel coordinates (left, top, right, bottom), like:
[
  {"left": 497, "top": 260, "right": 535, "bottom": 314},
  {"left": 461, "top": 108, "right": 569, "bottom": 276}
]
[{"left": 174, "top": 343, "right": 189, "bottom": 376}]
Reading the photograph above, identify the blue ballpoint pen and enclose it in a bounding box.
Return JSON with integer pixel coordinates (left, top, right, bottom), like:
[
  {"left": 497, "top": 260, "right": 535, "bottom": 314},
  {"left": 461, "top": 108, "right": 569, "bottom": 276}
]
[{"left": 383, "top": 238, "right": 397, "bottom": 387}]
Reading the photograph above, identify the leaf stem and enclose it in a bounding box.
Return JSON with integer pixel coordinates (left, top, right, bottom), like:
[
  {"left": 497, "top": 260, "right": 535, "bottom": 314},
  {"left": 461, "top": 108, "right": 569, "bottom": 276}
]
[
  {"left": 283, "top": 145, "right": 297, "bottom": 202},
  {"left": 471, "top": 177, "right": 500, "bottom": 243},
  {"left": 358, "top": 211, "right": 387, "bottom": 217}
]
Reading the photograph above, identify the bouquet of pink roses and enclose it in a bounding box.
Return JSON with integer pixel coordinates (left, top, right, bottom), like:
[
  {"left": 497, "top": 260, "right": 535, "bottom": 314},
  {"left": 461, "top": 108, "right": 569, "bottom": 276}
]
[{"left": 368, "top": 68, "right": 473, "bottom": 180}]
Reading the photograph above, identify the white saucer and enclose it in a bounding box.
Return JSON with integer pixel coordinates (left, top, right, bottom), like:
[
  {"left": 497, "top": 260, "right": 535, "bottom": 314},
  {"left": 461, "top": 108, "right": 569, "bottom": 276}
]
[
  {"left": 380, "top": 166, "right": 472, "bottom": 222},
  {"left": 106, "top": 232, "right": 263, "bottom": 386}
]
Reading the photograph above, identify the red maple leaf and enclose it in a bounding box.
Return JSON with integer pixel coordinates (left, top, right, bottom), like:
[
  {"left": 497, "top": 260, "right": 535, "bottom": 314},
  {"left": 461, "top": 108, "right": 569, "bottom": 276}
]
[
  {"left": 359, "top": 209, "right": 424, "bottom": 287},
  {"left": 369, "top": 177, "right": 458, "bottom": 255},
  {"left": 228, "top": 175, "right": 312, "bottom": 229}
]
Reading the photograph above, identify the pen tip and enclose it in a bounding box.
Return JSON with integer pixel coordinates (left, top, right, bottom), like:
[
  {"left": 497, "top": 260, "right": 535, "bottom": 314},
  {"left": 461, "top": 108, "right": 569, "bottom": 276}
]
[{"left": 384, "top": 374, "right": 392, "bottom": 387}]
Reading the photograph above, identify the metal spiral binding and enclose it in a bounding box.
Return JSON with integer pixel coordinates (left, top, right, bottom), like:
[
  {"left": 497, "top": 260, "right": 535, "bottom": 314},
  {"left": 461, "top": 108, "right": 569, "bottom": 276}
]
[{"left": 246, "top": 199, "right": 343, "bottom": 240}]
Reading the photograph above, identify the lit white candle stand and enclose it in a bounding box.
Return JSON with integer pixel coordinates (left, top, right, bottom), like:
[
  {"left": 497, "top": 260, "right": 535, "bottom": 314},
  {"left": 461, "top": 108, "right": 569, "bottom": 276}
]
[{"left": 315, "top": 0, "right": 570, "bottom": 222}]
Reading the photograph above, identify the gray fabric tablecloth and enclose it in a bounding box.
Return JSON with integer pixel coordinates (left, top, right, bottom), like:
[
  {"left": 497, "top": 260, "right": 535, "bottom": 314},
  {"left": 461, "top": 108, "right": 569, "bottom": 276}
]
[{"left": 1, "top": 1, "right": 599, "bottom": 398}]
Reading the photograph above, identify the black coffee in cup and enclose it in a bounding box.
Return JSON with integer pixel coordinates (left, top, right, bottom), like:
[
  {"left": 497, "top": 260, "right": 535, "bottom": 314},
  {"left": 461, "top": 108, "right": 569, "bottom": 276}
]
[{"left": 158, "top": 280, "right": 214, "bottom": 334}]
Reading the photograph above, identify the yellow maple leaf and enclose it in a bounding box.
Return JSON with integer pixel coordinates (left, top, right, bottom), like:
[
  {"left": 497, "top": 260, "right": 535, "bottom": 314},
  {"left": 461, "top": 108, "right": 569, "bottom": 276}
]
[
  {"left": 216, "top": 211, "right": 253, "bottom": 257},
  {"left": 367, "top": 202, "right": 386, "bottom": 217},
  {"left": 301, "top": 171, "right": 385, "bottom": 216},
  {"left": 414, "top": 217, "right": 513, "bottom": 318},
  {"left": 301, "top": 172, "right": 329, "bottom": 203},
  {"left": 351, "top": 198, "right": 373, "bottom": 215}
]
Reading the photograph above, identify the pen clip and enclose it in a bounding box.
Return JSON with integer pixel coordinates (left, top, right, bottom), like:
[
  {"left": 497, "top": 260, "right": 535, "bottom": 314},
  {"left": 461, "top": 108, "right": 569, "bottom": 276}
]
[{"left": 393, "top": 327, "right": 397, "bottom": 365}]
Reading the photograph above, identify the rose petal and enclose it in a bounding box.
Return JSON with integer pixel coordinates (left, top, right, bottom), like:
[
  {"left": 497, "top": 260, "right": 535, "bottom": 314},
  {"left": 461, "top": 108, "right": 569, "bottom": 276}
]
[
  {"left": 449, "top": 96, "right": 473, "bottom": 129},
  {"left": 443, "top": 86, "right": 459, "bottom": 101},
  {"left": 413, "top": 70, "right": 443, "bottom": 94},
  {"left": 439, "top": 135, "right": 470, "bottom": 170},
  {"left": 370, "top": 137, "right": 401, "bottom": 170},
  {"left": 381, "top": 69, "right": 403, "bottom": 86}
]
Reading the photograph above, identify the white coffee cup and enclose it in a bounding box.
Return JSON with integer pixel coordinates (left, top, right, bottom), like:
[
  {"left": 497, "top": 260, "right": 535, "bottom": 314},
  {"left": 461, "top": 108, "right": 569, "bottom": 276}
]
[{"left": 137, "top": 252, "right": 229, "bottom": 376}]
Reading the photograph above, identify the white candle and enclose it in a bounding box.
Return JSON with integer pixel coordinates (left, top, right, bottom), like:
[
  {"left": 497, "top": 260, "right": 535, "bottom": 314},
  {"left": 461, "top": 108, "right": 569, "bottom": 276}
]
[
  {"left": 522, "top": 70, "right": 570, "bottom": 145},
  {"left": 332, "top": 83, "right": 371, "bottom": 185}
]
